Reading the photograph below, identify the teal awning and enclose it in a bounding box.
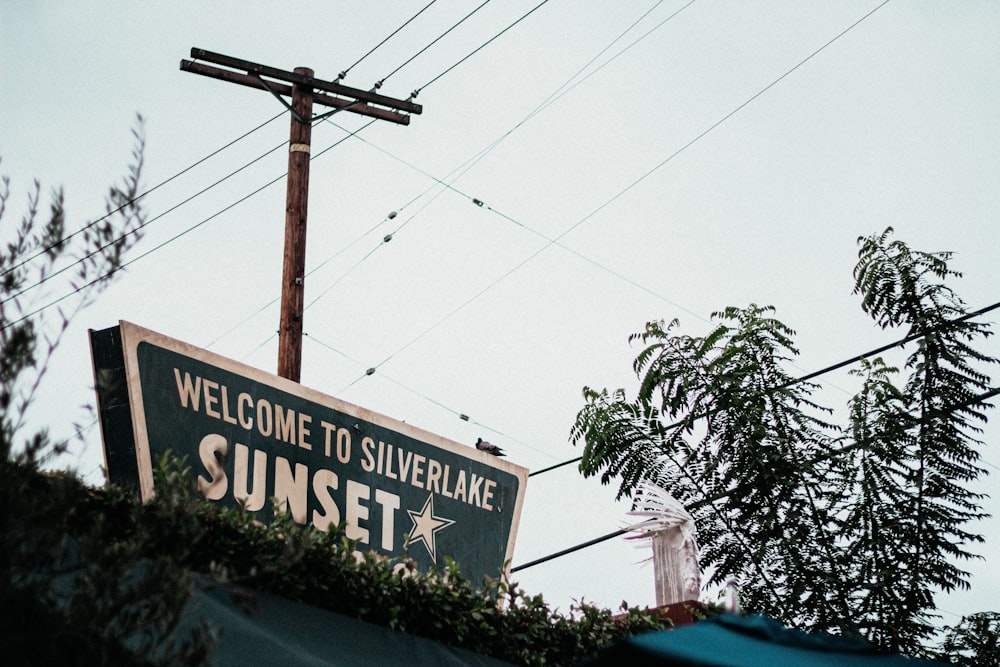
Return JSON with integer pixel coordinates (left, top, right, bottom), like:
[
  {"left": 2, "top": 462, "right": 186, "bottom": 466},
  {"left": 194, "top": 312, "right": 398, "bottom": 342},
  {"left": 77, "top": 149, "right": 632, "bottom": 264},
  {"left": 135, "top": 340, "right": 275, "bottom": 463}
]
[
  {"left": 581, "top": 614, "right": 948, "bottom": 666},
  {"left": 179, "top": 584, "right": 513, "bottom": 667}
]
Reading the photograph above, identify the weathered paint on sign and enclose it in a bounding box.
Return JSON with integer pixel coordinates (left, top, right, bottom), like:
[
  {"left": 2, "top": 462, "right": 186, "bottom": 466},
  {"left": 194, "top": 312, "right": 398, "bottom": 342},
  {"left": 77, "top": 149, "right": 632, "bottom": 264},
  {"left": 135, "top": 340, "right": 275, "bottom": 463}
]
[{"left": 95, "top": 321, "right": 528, "bottom": 584}]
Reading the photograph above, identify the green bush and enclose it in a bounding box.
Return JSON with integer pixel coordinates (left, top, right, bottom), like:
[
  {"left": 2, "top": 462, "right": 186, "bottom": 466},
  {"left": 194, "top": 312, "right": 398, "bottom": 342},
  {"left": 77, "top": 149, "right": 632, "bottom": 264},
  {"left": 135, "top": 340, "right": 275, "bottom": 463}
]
[{"left": 0, "top": 455, "right": 690, "bottom": 666}]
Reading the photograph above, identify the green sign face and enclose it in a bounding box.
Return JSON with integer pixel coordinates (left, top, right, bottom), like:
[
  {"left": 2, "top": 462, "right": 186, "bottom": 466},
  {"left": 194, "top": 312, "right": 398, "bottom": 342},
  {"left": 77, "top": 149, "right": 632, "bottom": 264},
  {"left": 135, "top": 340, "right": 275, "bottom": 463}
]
[{"left": 96, "top": 322, "right": 528, "bottom": 584}]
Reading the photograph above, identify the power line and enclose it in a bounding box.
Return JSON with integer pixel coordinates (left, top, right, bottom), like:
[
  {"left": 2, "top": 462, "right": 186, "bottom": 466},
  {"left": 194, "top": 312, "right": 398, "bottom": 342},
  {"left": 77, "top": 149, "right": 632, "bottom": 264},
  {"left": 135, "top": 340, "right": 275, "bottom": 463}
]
[
  {"left": 316, "top": 306, "right": 999, "bottom": 480},
  {"left": 0, "top": 112, "right": 284, "bottom": 284},
  {"left": 321, "top": 0, "right": 688, "bottom": 252},
  {"left": 317, "top": 297, "right": 999, "bottom": 479},
  {"left": 338, "top": 0, "right": 439, "bottom": 81},
  {"left": 205, "top": 208, "right": 399, "bottom": 350},
  {"left": 304, "top": 333, "right": 564, "bottom": 463},
  {"left": 174, "top": 15, "right": 543, "bottom": 320},
  {"left": 219, "top": 0, "right": 618, "bottom": 356},
  {"left": 0, "top": 120, "right": 377, "bottom": 334},
  {"left": 306, "top": 334, "right": 554, "bottom": 458},
  {"left": 18, "top": 0, "right": 552, "bottom": 341},
  {"left": 223, "top": 0, "right": 579, "bottom": 345},
  {"left": 439, "top": 0, "right": 695, "bottom": 169},
  {"left": 3, "top": 136, "right": 289, "bottom": 307},
  {"left": 20, "top": 7, "right": 509, "bottom": 336},
  {"left": 299, "top": 156, "right": 489, "bottom": 316},
  {"left": 9, "top": 27, "right": 451, "bottom": 309},
  {"left": 330, "top": 0, "right": 893, "bottom": 393},
  {"left": 290, "top": 0, "right": 704, "bottom": 327},
  {"left": 375, "top": 0, "right": 492, "bottom": 90},
  {"left": 13, "top": 17, "right": 475, "bottom": 319},
  {"left": 415, "top": 0, "right": 551, "bottom": 95},
  {"left": 512, "top": 384, "right": 1000, "bottom": 573},
  {"left": 140, "top": 0, "right": 533, "bottom": 310},
  {"left": 207, "top": 146, "right": 461, "bottom": 353},
  {"left": 526, "top": 299, "right": 1000, "bottom": 478},
  {"left": 280, "top": 0, "right": 911, "bottom": 480}
]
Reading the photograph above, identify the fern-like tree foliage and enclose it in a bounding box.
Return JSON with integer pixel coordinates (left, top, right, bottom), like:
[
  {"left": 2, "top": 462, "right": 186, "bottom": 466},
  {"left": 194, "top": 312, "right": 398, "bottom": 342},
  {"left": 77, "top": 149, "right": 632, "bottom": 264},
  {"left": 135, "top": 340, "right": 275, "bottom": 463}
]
[
  {"left": 570, "top": 228, "right": 996, "bottom": 656},
  {"left": 936, "top": 612, "right": 1000, "bottom": 666}
]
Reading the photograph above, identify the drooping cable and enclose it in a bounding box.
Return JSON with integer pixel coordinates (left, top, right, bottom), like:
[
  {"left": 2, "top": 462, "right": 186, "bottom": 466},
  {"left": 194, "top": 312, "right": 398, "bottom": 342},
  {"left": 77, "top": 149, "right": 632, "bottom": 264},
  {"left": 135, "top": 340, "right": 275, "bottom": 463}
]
[
  {"left": 229, "top": 0, "right": 595, "bottom": 350},
  {"left": 304, "top": 333, "right": 564, "bottom": 462}
]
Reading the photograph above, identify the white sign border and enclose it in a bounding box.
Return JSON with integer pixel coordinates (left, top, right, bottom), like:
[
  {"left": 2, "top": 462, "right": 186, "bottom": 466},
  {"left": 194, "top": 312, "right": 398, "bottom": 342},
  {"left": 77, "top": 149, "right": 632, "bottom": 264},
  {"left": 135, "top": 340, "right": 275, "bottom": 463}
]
[{"left": 117, "top": 320, "right": 529, "bottom": 573}]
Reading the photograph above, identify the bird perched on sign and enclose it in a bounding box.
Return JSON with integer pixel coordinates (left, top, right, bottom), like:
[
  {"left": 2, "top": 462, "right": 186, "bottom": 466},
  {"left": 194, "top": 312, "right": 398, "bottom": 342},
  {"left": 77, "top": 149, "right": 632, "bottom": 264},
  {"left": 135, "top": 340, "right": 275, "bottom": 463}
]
[{"left": 476, "top": 437, "right": 505, "bottom": 457}]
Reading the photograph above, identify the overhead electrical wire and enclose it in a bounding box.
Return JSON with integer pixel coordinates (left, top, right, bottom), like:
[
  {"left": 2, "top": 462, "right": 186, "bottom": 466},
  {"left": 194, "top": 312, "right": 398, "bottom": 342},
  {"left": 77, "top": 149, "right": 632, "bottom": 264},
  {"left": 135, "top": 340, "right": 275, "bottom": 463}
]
[
  {"left": 257, "top": 0, "right": 722, "bottom": 413},
  {"left": 196, "top": 0, "right": 539, "bottom": 351},
  {"left": 204, "top": 208, "right": 398, "bottom": 350},
  {"left": 303, "top": 141, "right": 706, "bottom": 323},
  {"left": 6, "top": 0, "right": 449, "bottom": 304},
  {"left": 232, "top": 0, "right": 901, "bottom": 473},
  {"left": 284, "top": 0, "right": 703, "bottom": 331},
  {"left": 374, "top": 0, "right": 492, "bottom": 90},
  {"left": 308, "top": 0, "right": 695, "bottom": 280},
  {"left": 6, "top": 0, "right": 553, "bottom": 328},
  {"left": 414, "top": 0, "right": 696, "bottom": 181},
  {"left": 0, "top": 111, "right": 284, "bottom": 288},
  {"left": 0, "top": 119, "right": 377, "bottom": 334},
  {"left": 6, "top": 0, "right": 510, "bottom": 312},
  {"left": 2, "top": 136, "right": 289, "bottom": 308},
  {"left": 511, "top": 383, "right": 1000, "bottom": 573},
  {"left": 223, "top": 0, "right": 575, "bottom": 351},
  {"left": 236, "top": 0, "right": 691, "bottom": 439},
  {"left": 290, "top": 0, "right": 703, "bottom": 377},
  {"left": 296, "top": 0, "right": 588, "bottom": 321},
  {"left": 337, "top": 0, "right": 439, "bottom": 81},
  {"left": 319, "top": 296, "right": 1000, "bottom": 481},
  {"left": 414, "top": 0, "right": 551, "bottom": 96},
  {"left": 526, "top": 299, "right": 1000, "bottom": 478},
  {"left": 304, "top": 332, "right": 563, "bottom": 462},
  {"left": 332, "top": 0, "right": 893, "bottom": 393}
]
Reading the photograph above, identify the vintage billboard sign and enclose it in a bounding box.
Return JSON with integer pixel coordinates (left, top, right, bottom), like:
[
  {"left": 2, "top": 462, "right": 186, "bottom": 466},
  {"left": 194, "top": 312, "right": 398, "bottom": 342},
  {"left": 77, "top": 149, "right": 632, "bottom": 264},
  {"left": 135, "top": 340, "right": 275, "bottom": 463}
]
[{"left": 90, "top": 321, "right": 528, "bottom": 583}]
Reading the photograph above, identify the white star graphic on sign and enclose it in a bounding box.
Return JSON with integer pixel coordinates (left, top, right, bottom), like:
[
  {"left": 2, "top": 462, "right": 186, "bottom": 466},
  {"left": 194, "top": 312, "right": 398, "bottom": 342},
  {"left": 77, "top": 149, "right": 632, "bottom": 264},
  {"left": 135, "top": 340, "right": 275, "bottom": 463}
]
[{"left": 406, "top": 494, "right": 455, "bottom": 562}]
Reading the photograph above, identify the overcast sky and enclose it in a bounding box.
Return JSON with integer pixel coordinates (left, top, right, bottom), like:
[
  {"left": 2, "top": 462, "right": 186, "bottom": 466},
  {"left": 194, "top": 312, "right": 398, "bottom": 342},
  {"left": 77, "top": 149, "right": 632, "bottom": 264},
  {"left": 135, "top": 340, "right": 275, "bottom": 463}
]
[{"left": 2, "top": 0, "right": 999, "bottom": 625}]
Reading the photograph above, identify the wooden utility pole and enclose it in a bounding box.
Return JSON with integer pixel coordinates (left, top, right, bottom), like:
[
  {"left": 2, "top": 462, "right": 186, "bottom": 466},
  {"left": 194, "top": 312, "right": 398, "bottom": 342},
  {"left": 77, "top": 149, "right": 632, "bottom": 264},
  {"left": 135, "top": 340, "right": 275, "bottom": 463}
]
[
  {"left": 180, "top": 48, "right": 422, "bottom": 382},
  {"left": 278, "top": 69, "right": 314, "bottom": 381}
]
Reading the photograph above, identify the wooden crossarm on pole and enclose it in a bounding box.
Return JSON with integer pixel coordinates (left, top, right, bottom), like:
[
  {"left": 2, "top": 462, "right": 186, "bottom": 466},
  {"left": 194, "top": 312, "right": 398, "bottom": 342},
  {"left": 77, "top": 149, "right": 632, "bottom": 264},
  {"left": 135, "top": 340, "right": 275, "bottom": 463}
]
[
  {"left": 179, "top": 48, "right": 424, "bottom": 381},
  {"left": 183, "top": 47, "right": 422, "bottom": 118},
  {"left": 180, "top": 60, "right": 413, "bottom": 125}
]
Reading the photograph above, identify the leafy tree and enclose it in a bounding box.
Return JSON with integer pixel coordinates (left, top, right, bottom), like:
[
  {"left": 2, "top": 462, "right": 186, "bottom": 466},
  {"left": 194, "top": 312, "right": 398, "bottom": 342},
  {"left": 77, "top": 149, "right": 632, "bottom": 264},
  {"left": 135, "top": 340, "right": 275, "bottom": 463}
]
[
  {"left": 936, "top": 612, "right": 1000, "bottom": 666},
  {"left": 1, "top": 119, "right": 146, "bottom": 464},
  {"left": 570, "top": 228, "right": 996, "bottom": 656},
  {"left": 0, "top": 121, "right": 217, "bottom": 665}
]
